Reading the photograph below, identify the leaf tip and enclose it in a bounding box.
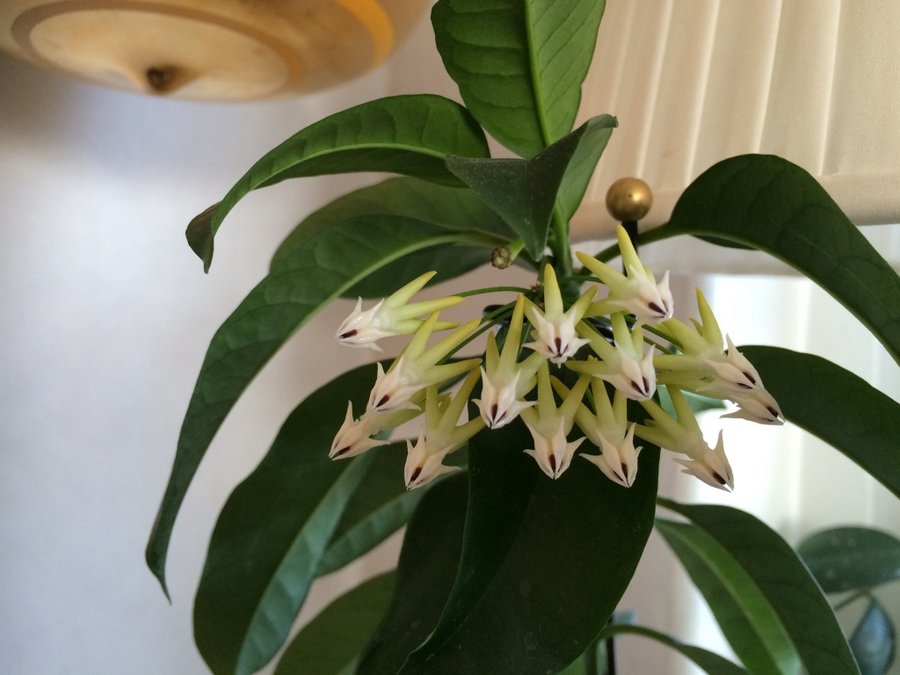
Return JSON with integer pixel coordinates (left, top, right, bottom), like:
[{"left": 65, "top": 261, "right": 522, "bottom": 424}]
[{"left": 186, "top": 202, "right": 219, "bottom": 272}]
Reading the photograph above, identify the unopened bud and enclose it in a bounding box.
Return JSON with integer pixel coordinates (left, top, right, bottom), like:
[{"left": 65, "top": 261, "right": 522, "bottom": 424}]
[{"left": 491, "top": 247, "right": 512, "bottom": 269}]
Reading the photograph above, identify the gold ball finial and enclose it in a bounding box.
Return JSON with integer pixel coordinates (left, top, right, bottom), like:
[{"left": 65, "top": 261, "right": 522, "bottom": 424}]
[{"left": 606, "top": 177, "right": 653, "bottom": 222}]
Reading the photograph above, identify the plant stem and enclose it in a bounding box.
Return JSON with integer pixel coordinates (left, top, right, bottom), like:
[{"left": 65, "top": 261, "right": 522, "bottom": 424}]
[
  {"left": 457, "top": 286, "right": 531, "bottom": 298},
  {"left": 550, "top": 209, "right": 573, "bottom": 277}
]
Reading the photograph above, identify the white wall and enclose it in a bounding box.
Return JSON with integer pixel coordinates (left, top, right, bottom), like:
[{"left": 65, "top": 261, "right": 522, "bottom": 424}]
[{"left": 0, "top": 40, "right": 404, "bottom": 675}]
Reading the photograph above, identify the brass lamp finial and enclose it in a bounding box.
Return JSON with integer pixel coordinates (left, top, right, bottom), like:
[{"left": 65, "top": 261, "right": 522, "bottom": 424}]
[{"left": 605, "top": 177, "right": 653, "bottom": 223}]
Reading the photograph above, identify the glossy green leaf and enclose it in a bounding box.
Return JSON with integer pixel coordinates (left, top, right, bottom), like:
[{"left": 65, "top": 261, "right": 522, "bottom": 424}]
[
  {"left": 661, "top": 154, "right": 900, "bottom": 363},
  {"left": 656, "top": 520, "right": 796, "bottom": 674},
  {"left": 146, "top": 215, "right": 497, "bottom": 596},
  {"left": 658, "top": 500, "right": 860, "bottom": 675},
  {"left": 193, "top": 364, "right": 385, "bottom": 675},
  {"left": 270, "top": 177, "right": 517, "bottom": 296},
  {"left": 356, "top": 474, "right": 469, "bottom": 675},
  {"left": 850, "top": 598, "right": 896, "bottom": 675},
  {"left": 741, "top": 346, "right": 900, "bottom": 500},
  {"left": 316, "top": 446, "right": 424, "bottom": 577},
  {"left": 797, "top": 527, "right": 900, "bottom": 593},
  {"left": 555, "top": 114, "right": 617, "bottom": 224},
  {"left": 400, "top": 419, "right": 660, "bottom": 674},
  {"left": 446, "top": 116, "right": 616, "bottom": 258},
  {"left": 600, "top": 624, "right": 748, "bottom": 675},
  {"left": 432, "top": 0, "right": 606, "bottom": 156},
  {"left": 187, "top": 95, "right": 490, "bottom": 270},
  {"left": 275, "top": 572, "right": 396, "bottom": 675}
]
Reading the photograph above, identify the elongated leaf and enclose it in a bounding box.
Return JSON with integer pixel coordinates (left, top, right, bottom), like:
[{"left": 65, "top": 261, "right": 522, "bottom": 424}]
[
  {"left": 446, "top": 116, "right": 615, "bottom": 258},
  {"left": 741, "top": 346, "right": 900, "bottom": 499},
  {"left": 657, "top": 520, "right": 799, "bottom": 674},
  {"left": 600, "top": 624, "right": 748, "bottom": 675},
  {"left": 661, "top": 154, "right": 900, "bottom": 363},
  {"left": 432, "top": 0, "right": 606, "bottom": 156},
  {"left": 401, "top": 419, "right": 660, "bottom": 674},
  {"left": 187, "top": 95, "right": 490, "bottom": 270},
  {"left": 357, "top": 474, "right": 469, "bottom": 674},
  {"left": 659, "top": 499, "right": 860, "bottom": 675},
  {"left": 193, "top": 364, "right": 386, "bottom": 675},
  {"left": 270, "top": 177, "right": 517, "bottom": 297},
  {"left": 555, "top": 114, "right": 617, "bottom": 224},
  {"left": 146, "top": 215, "right": 498, "bottom": 595},
  {"left": 316, "top": 447, "right": 424, "bottom": 577},
  {"left": 797, "top": 527, "right": 900, "bottom": 593},
  {"left": 850, "top": 598, "right": 895, "bottom": 675},
  {"left": 275, "top": 572, "right": 396, "bottom": 675}
]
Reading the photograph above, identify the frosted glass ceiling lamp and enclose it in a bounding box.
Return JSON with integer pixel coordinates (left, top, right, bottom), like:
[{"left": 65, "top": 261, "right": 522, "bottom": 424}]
[
  {"left": 0, "top": 0, "right": 425, "bottom": 100},
  {"left": 571, "top": 0, "right": 900, "bottom": 272}
]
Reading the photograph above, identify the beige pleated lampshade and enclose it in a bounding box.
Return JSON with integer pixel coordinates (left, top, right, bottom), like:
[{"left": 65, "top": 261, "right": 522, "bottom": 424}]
[
  {"left": 571, "top": 0, "right": 900, "bottom": 270},
  {"left": 0, "top": 0, "right": 426, "bottom": 100}
]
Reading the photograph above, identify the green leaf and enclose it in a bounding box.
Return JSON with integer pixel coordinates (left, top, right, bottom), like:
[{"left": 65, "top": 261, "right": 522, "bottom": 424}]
[
  {"left": 187, "top": 95, "right": 490, "bottom": 270},
  {"left": 316, "top": 446, "right": 425, "bottom": 577},
  {"left": 270, "top": 177, "right": 517, "bottom": 296},
  {"left": 356, "top": 474, "right": 469, "bottom": 674},
  {"left": 797, "top": 527, "right": 900, "bottom": 593},
  {"left": 432, "top": 0, "right": 606, "bottom": 156},
  {"left": 555, "top": 114, "right": 617, "bottom": 224},
  {"left": 146, "top": 215, "right": 495, "bottom": 596},
  {"left": 193, "top": 364, "right": 385, "bottom": 675},
  {"left": 850, "top": 598, "right": 896, "bottom": 675},
  {"left": 658, "top": 500, "right": 860, "bottom": 675},
  {"left": 600, "top": 625, "right": 748, "bottom": 675},
  {"left": 741, "top": 346, "right": 900, "bottom": 499},
  {"left": 401, "top": 418, "right": 660, "bottom": 674},
  {"left": 275, "top": 572, "right": 396, "bottom": 675},
  {"left": 656, "top": 520, "right": 796, "bottom": 674},
  {"left": 446, "top": 116, "right": 615, "bottom": 258},
  {"left": 661, "top": 154, "right": 900, "bottom": 363}
]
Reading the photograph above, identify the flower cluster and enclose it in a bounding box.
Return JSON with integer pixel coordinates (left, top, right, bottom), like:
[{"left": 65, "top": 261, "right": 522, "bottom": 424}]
[{"left": 330, "top": 226, "right": 781, "bottom": 492}]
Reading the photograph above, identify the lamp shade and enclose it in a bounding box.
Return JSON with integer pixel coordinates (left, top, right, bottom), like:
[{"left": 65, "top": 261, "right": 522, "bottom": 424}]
[
  {"left": 571, "top": 0, "right": 900, "bottom": 272},
  {"left": 0, "top": 0, "right": 425, "bottom": 100}
]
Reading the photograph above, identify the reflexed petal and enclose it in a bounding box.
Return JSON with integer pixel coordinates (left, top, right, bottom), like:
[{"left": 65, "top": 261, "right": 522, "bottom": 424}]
[
  {"left": 580, "top": 425, "right": 642, "bottom": 487},
  {"left": 473, "top": 367, "right": 535, "bottom": 429},
  {"left": 403, "top": 433, "right": 461, "bottom": 490},
  {"left": 329, "top": 402, "right": 389, "bottom": 459},
  {"left": 367, "top": 360, "right": 423, "bottom": 413},
  {"left": 523, "top": 418, "right": 585, "bottom": 480}
]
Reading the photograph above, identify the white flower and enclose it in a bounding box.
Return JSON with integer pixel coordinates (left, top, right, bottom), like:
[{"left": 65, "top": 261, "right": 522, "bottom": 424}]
[
  {"left": 367, "top": 312, "right": 481, "bottom": 413},
  {"left": 635, "top": 386, "right": 735, "bottom": 491},
  {"left": 335, "top": 271, "right": 462, "bottom": 351},
  {"left": 674, "top": 431, "right": 734, "bottom": 491},
  {"left": 654, "top": 289, "right": 782, "bottom": 424},
  {"left": 722, "top": 387, "right": 783, "bottom": 425},
  {"left": 567, "top": 313, "right": 656, "bottom": 400},
  {"left": 329, "top": 401, "right": 420, "bottom": 460},
  {"left": 560, "top": 379, "right": 643, "bottom": 488},
  {"left": 403, "top": 370, "right": 484, "bottom": 490},
  {"left": 577, "top": 225, "right": 673, "bottom": 324},
  {"left": 473, "top": 295, "right": 542, "bottom": 428},
  {"left": 404, "top": 431, "right": 461, "bottom": 490},
  {"left": 520, "top": 364, "right": 589, "bottom": 479},
  {"left": 524, "top": 264, "right": 595, "bottom": 365}
]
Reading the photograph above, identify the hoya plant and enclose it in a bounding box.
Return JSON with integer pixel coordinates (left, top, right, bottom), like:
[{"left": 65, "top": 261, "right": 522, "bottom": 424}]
[{"left": 146, "top": 1, "right": 900, "bottom": 673}]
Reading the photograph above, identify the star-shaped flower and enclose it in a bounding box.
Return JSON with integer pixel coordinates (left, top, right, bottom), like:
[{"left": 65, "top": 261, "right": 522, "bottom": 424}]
[
  {"left": 367, "top": 312, "right": 481, "bottom": 414},
  {"left": 403, "top": 369, "right": 484, "bottom": 489},
  {"left": 335, "top": 271, "right": 462, "bottom": 351},
  {"left": 567, "top": 313, "right": 656, "bottom": 400},
  {"left": 555, "top": 378, "right": 643, "bottom": 487},
  {"left": 635, "top": 386, "right": 735, "bottom": 491},
  {"left": 520, "top": 364, "right": 590, "bottom": 479},
  {"left": 577, "top": 225, "right": 673, "bottom": 324},
  {"left": 524, "top": 264, "right": 595, "bottom": 365},
  {"left": 474, "top": 296, "right": 543, "bottom": 429}
]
